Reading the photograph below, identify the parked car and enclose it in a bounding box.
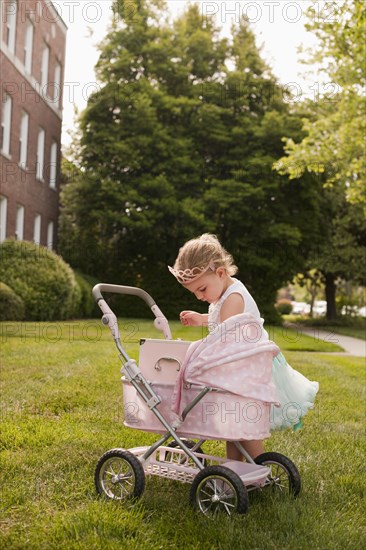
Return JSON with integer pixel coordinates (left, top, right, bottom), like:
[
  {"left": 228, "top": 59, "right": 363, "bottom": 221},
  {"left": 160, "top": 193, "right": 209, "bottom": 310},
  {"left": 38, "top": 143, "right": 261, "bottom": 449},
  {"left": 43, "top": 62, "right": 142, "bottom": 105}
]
[
  {"left": 312, "top": 301, "right": 327, "bottom": 317},
  {"left": 358, "top": 306, "right": 366, "bottom": 318},
  {"left": 291, "top": 301, "right": 311, "bottom": 315}
]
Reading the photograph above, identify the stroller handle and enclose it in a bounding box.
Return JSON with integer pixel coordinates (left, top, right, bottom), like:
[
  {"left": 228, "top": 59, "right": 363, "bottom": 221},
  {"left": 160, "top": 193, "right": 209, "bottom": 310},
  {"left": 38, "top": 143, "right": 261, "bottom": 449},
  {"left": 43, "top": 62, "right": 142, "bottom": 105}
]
[
  {"left": 93, "top": 283, "right": 156, "bottom": 307},
  {"left": 92, "top": 283, "right": 172, "bottom": 340}
]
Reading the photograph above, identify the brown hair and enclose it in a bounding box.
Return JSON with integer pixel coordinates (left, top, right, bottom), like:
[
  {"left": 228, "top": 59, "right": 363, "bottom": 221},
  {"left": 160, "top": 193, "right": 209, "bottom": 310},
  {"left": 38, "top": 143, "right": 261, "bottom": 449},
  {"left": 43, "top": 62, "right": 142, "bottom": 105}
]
[{"left": 173, "top": 233, "right": 238, "bottom": 276}]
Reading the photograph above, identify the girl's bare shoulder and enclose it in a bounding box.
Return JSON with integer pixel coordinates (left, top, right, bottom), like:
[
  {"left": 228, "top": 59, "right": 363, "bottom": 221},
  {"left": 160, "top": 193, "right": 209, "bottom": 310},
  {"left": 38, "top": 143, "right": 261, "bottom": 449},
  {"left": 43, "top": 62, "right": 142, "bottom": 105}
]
[{"left": 220, "top": 292, "right": 245, "bottom": 322}]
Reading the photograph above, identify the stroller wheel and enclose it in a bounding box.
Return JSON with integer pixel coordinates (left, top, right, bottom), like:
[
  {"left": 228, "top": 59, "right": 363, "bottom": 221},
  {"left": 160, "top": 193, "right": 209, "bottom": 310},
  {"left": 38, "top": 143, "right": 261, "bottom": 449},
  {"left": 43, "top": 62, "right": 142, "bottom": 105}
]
[
  {"left": 95, "top": 449, "right": 145, "bottom": 501},
  {"left": 190, "top": 465, "right": 249, "bottom": 516},
  {"left": 254, "top": 452, "right": 301, "bottom": 497}
]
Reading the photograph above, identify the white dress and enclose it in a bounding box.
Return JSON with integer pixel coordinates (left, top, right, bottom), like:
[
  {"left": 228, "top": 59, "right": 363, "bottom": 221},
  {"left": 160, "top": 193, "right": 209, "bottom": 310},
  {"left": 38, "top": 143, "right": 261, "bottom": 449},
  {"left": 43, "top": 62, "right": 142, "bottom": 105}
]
[{"left": 208, "top": 279, "right": 319, "bottom": 431}]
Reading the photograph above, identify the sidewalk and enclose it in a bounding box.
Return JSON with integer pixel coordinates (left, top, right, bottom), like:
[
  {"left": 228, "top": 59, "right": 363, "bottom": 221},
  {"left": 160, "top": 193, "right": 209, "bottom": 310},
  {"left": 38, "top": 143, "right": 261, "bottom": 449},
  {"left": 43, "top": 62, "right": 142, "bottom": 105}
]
[{"left": 300, "top": 327, "right": 366, "bottom": 357}]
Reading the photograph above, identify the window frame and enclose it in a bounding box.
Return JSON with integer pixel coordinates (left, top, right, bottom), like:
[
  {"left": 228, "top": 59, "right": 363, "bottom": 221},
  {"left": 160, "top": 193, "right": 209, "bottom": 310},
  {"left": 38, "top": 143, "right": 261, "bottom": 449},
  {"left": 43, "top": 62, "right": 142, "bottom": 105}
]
[
  {"left": 36, "top": 128, "right": 45, "bottom": 181},
  {"left": 1, "top": 94, "right": 12, "bottom": 156}
]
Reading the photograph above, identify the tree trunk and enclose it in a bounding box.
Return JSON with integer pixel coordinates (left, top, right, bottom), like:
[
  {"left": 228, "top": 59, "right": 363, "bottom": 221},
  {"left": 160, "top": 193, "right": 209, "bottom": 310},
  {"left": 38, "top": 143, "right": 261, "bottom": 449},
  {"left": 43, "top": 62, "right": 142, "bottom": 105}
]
[
  {"left": 308, "top": 284, "right": 317, "bottom": 318},
  {"left": 325, "top": 272, "right": 337, "bottom": 320}
]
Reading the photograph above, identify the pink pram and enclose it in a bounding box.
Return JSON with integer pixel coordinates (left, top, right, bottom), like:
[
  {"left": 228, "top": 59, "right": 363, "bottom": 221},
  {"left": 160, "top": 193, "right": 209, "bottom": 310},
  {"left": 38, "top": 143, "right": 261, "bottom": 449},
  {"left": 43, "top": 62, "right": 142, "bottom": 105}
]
[{"left": 93, "top": 284, "right": 301, "bottom": 516}]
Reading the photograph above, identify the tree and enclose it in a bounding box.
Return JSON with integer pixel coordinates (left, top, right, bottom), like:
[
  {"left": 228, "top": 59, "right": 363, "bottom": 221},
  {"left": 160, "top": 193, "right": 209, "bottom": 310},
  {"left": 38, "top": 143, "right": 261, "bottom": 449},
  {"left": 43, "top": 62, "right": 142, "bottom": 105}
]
[
  {"left": 200, "top": 19, "right": 323, "bottom": 320},
  {"left": 274, "top": 0, "right": 366, "bottom": 319},
  {"left": 59, "top": 0, "right": 219, "bottom": 315},
  {"left": 295, "top": 269, "right": 324, "bottom": 317},
  {"left": 275, "top": 0, "right": 366, "bottom": 207},
  {"left": 310, "top": 186, "right": 365, "bottom": 319},
  {"left": 59, "top": 1, "right": 324, "bottom": 320}
]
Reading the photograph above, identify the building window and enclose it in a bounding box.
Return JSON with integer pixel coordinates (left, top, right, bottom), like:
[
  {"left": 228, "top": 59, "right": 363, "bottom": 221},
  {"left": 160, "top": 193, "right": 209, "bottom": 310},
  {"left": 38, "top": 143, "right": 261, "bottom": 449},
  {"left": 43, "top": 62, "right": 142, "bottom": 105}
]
[
  {"left": 53, "top": 62, "right": 62, "bottom": 107},
  {"left": 47, "top": 221, "right": 54, "bottom": 249},
  {"left": 0, "top": 196, "right": 8, "bottom": 242},
  {"left": 40, "top": 44, "right": 50, "bottom": 92},
  {"left": 24, "top": 19, "right": 34, "bottom": 74},
  {"left": 5, "top": 0, "right": 17, "bottom": 54},
  {"left": 49, "top": 142, "right": 57, "bottom": 188},
  {"left": 33, "top": 214, "right": 41, "bottom": 244},
  {"left": 36, "top": 128, "right": 45, "bottom": 180},
  {"left": 1, "top": 94, "right": 12, "bottom": 156},
  {"left": 16, "top": 205, "right": 24, "bottom": 240},
  {"left": 19, "top": 111, "right": 29, "bottom": 169}
]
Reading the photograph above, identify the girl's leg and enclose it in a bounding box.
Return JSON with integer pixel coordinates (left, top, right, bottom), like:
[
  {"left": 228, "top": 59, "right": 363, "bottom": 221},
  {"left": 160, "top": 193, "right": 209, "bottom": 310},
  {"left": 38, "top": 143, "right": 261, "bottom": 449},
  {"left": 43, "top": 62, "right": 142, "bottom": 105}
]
[
  {"left": 242, "top": 439, "right": 265, "bottom": 459},
  {"left": 226, "top": 440, "right": 265, "bottom": 461},
  {"left": 226, "top": 441, "right": 243, "bottom": 461}
]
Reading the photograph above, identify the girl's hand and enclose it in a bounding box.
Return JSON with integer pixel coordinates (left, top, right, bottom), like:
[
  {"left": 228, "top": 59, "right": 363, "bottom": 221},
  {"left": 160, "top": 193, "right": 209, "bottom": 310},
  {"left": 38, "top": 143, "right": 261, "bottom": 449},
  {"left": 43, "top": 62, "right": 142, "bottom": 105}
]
[{"left": 179, "top": 311, "right": 203, "bottom": 326}]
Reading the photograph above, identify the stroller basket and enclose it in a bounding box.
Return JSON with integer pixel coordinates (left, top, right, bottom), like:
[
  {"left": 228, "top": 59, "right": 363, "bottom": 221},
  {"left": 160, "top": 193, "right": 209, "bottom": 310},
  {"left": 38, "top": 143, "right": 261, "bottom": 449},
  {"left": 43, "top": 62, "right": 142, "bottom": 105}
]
[{"left": 128, "top": 445, "right": 270, "bottom": 486}]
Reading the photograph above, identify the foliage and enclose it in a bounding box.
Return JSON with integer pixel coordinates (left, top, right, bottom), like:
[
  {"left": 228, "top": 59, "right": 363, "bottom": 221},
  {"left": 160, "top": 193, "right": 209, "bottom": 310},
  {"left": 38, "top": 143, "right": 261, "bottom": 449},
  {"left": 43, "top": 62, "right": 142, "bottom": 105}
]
[
  {"left": 273, "top": 0, "right": 366, "bottom": 319},
  {"left": 59, "top": 0, "right": 324, "bottom": 322},
  {"left": 275, "top": 299, "right": 293, "bottom": 315},
  {"left": 335, "top": 280, "right": 365, "bottom": 315},
  {"left": 0, "top": 281, "right": 25, "bottom": 321},
  {"left": 275, "top": 0, "right": 366, "bottom": 207},
  {"left": 293, "top": 315, "right": 366, "bottom": 341},
  {"left": 0, "top": 240, "right": 80, "bottom": 321},
  {"left": 294, "top": 269, "right": 323, "bottom": 316},
  {"left": 73, "top": 271, "right": 100, "bottom": 319},
  {"left": 287, "top": 160, "right": 365, "bottom": 320}
]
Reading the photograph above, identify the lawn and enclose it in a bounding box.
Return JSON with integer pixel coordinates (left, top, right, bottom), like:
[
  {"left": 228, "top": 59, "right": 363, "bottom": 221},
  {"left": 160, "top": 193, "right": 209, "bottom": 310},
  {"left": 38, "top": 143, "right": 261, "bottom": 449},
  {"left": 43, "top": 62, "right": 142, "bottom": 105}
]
[
  {"left": 313, "top": 325, "right": 365, "bottom": 341},
  {"left": 285, "top": 315, "right": 366, "bottom": 341},
  {"left": 0, "top": 319, "right": 365, "bottom": 549}
]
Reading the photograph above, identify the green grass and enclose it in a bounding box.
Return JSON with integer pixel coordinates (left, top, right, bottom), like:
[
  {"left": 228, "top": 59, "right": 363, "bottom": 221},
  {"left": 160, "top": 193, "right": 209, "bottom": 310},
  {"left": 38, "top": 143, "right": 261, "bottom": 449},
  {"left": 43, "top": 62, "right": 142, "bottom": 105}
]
[
  {"left": 314, "top": 325, "right": 365, "bottom": 340},
  {"left": 1, "top": 320, "right": 365, "bottom": 549},
  {"left": 285, "top": 315, "right": 366, "bottom": 341}
]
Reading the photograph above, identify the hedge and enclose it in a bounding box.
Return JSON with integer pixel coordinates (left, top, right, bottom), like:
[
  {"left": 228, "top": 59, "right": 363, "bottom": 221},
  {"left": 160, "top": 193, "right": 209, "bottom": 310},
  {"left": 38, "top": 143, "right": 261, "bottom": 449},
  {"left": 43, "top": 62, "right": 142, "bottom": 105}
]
[
  {"left": 0, "top": 282, "right": 25, "bottom": 321},
  {"left": 275, "top": 298, "right": 293, "bottom": 315},
  {"left": 0, "top": 240, "right": 80, "bottom": 321},
  {"left": 73, "top": 271, "right": 99, "bottom": 318}
]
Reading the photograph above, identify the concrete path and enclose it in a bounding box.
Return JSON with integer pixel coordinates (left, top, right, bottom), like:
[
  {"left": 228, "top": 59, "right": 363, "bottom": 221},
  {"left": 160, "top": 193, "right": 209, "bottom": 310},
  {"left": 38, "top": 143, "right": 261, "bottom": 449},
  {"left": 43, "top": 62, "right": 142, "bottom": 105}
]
[{"left": 300, "top": 327, "right": 365, "bottom": 357}]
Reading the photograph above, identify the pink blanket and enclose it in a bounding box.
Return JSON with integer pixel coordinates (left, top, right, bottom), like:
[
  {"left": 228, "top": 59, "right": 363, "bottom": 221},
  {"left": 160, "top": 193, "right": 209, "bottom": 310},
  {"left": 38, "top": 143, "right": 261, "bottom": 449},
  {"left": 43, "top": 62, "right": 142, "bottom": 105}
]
[{"left": 171, "top": 313, "right": 280, "bottom": 418}]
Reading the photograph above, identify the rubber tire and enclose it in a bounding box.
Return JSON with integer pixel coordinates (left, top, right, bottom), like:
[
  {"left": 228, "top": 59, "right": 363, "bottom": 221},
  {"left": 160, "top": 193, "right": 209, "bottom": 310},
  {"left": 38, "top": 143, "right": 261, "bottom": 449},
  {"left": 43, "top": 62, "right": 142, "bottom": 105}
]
[
  {"left": 95, "top": 448, "right": 145, "bottom": 500},
  {"left": 254, "top": 452, "right": 301, "bottom": 497},
  {"left": 190, "top": 465, "right": 249, "bottom": 516}
]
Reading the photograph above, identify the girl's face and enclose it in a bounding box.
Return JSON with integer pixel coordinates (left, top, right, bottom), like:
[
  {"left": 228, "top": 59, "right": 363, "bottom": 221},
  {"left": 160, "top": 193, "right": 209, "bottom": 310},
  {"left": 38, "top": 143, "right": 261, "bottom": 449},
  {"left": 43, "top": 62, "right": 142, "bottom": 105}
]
[{"left": 183, "top": 267, "right": 229, "bottom": 303}]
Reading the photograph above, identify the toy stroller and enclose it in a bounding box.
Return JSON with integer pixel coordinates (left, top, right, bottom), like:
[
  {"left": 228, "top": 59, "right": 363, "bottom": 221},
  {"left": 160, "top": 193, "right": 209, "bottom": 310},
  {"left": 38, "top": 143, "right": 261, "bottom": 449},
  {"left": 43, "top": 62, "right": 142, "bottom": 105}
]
[{"left": 92, "top": 284, "right": 301, "bottom": 516}]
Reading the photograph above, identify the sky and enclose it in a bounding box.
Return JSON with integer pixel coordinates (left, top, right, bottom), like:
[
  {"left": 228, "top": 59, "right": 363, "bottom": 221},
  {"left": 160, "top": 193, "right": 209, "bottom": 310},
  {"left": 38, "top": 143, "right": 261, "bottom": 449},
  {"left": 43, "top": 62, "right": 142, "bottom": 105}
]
[{"left": 56, "top": 0, "right": 324, "bottom": 147}]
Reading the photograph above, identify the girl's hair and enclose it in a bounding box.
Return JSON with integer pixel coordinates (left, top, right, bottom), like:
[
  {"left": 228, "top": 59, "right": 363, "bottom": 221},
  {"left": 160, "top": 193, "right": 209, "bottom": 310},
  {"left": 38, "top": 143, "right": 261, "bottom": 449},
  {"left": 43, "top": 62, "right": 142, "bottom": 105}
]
[{"left": 173, "top": 234, "right": 238, "bottom": 276}]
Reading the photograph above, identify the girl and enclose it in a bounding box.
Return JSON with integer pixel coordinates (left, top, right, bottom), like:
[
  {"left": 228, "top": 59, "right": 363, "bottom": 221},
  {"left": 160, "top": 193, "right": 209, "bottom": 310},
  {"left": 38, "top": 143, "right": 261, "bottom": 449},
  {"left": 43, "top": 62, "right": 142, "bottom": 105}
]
[{"left": 168, "top": 233, "right": 318, "bottom": 460}]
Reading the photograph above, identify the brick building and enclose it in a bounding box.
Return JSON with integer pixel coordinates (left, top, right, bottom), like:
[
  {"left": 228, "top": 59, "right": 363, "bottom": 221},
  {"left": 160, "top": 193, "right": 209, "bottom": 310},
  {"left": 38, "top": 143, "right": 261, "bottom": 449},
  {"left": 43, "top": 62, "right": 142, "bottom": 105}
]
[{"left": 0, "top": 0, "right": 67, "bottom": 248}]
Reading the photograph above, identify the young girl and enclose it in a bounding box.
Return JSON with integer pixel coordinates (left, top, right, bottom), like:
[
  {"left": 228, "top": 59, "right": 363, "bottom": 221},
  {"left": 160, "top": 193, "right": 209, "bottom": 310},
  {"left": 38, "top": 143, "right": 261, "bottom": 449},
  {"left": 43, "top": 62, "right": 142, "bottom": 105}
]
[{"left": 168, "top": 233, "right": 318, "bottom": 460}]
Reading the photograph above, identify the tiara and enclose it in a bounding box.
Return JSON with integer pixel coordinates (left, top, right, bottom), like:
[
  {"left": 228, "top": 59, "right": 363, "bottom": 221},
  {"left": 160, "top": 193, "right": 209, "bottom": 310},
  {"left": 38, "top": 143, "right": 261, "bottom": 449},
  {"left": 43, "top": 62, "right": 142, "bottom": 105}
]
[{"left": 168, "top": 261, "right": 216, "bottom": 284}]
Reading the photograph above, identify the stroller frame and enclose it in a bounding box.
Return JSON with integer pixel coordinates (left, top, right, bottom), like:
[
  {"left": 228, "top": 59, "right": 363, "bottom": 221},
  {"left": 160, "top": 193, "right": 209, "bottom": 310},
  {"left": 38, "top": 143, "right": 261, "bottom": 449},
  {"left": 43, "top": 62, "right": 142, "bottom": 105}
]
[{"left": 93, "top": 283, "right": 301, "bottom": 516}]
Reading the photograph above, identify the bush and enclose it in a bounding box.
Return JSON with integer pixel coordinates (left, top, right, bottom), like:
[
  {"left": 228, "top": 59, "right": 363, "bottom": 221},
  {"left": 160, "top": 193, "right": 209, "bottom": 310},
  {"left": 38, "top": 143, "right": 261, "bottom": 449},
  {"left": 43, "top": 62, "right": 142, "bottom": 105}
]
[
  {"left": 0, "top": 282, "right": 25, "bottom": 321},
  {"left": 73, "top": 271, "right": 99, "bottom": 318},
  {"left": 275, "top": 299, "right": 293, "bottom": 315},
  {"left": 294, "top": 315, "right": 366, "bottom": 328},
  {"left": 0, "top": 240, "right": 80, "bottom": 321}
]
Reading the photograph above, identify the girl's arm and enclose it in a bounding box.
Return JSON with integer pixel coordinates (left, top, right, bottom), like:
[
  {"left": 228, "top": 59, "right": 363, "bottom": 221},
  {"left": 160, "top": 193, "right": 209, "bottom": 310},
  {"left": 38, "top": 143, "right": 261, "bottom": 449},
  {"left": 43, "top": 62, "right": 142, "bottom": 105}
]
[
  {"left": 220, "top": 294, "right": 245, "bottom": 322},
  {"left": 180, "top": 311, "right": 209, "bottom": 327}
]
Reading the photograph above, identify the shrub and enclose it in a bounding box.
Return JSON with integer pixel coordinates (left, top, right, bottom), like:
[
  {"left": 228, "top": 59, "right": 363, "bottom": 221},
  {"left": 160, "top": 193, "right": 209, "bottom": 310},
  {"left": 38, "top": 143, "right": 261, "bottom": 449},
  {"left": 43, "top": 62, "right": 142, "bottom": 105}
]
[
  {"left": 0, "top": 240, "right": 80, "bottom": 321},
  {"left": 297, "top": 315, "right": 366, "bottom": 328},
  {"left": 0, "top": 282, "right": 25, "bottom": 321},
  {"left": 73, "top": 271, "right": 99, "bottom": 318},
  {"left": 275, "top": 299, "right": 293, "bottom": 315}
]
